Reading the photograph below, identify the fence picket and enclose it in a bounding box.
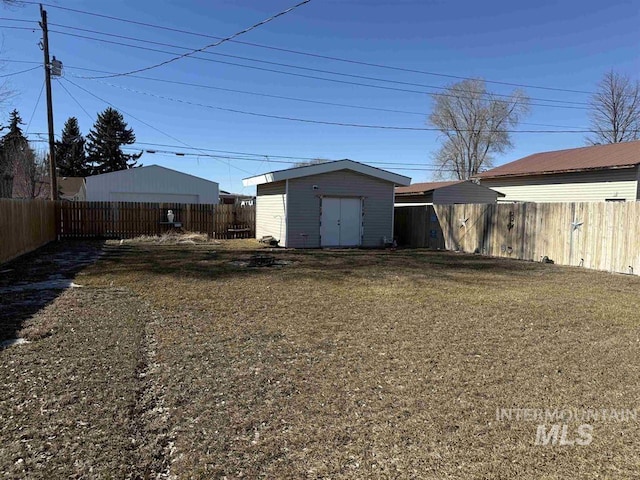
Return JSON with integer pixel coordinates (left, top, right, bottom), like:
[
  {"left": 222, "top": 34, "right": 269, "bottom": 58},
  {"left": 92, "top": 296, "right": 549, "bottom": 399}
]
[{"left": 55, "top": 201, "right": 255, "bottom": 240}]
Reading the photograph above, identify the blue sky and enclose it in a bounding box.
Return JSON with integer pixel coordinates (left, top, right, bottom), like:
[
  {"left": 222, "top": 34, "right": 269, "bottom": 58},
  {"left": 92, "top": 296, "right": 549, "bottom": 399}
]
[{"left": 1, "top": 0, "right": 638, "bottom": 193}]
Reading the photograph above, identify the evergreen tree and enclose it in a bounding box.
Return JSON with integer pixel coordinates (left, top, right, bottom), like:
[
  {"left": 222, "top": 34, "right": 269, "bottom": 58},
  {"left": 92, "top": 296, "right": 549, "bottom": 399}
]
[
  {"left": 0, "top": 109, "right": 32, "bottom": 197},
  {"left": 86, "top": 108, "right": 142, "bottom": 174},
  {"left": 55, "top": 117, "right": 90, "bottom": 177}
]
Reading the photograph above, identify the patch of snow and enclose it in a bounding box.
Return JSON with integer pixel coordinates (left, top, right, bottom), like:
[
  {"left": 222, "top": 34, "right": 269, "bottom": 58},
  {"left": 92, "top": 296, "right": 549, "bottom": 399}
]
[
  {"left": 0, "top": 338, "right": 29, "bottom": 349},
  {"left": 0, "top": 279, "right": 83, "bottom": 293}
]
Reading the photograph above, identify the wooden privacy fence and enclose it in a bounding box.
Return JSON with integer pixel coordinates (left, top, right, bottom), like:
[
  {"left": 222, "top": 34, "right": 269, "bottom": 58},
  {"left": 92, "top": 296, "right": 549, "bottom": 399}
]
[
  {"left": 433, "top": 202, "right": 640, "bottom": 276},
  {"left": 394, "top": 206, "right": 445, "bottom": 249},
  {"left": 57, "top": 202, "right": 255, "bottom": 239},
  {"left": 0, "top": 199, "right": 56, "bottom": 264}
]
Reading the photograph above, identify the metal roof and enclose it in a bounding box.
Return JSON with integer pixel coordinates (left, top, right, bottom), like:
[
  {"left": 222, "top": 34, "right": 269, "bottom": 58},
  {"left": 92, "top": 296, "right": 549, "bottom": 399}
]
[
  {"left": 395, "top": 180, "right": 463, "bottom": 195},
  {"left": 475, "top": 141, "right": 640, "bottom": 179}
]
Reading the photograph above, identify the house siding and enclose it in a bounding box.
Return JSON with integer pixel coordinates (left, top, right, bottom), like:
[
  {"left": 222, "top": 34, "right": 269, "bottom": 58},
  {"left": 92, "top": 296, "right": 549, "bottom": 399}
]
[
  {"left": 480, "top": 168, "right": 638, "bottom": 202},
  {"left": 286, "top": 170, "right": 395, "bottom": 248},
  {"left": 432, "top": 182, "right": 501, "bottom": 204},
  {"left": 86, "top": 165, "right": 219, "bottom": 203},
  {"left": 256, "top": 181, "right": 287, "bottom": 245}
]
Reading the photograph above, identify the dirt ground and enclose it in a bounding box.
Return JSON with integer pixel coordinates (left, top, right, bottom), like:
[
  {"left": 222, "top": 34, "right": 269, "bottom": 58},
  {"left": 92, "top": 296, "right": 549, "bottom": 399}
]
[{"left": 1, "top": 238, "right": 639, "bottom": 479}]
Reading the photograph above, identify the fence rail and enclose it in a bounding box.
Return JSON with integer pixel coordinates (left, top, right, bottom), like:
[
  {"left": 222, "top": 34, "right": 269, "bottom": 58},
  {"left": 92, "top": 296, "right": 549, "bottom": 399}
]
[
  {"left": 57, "top": 202, "right": 255, "bottom": 239},
  {"left": 433, "top": 202, "right": 640, "bottom": 276},
  {"left": 0, "top": 199, "right": 56, "bottom": 264}
]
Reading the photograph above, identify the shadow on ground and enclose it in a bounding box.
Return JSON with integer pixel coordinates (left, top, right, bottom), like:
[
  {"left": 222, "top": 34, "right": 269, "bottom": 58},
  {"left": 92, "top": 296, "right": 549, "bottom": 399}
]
[
  {"left": 90, "top": 241, "right": 559, "bottom": 287},
  {"left": 0, "top": 240, "right": 105, "bottom": 342}
]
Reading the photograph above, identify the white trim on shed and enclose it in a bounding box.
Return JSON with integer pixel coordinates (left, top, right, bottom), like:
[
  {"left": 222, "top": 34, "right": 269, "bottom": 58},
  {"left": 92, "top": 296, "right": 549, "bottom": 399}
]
[{"left": 243, "top": 159, "right": 411, "bottom": 187}]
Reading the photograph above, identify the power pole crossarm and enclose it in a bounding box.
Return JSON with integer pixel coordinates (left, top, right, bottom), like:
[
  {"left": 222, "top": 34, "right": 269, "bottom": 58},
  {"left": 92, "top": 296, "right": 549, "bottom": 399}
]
[{"left": 40, "top": 4, "right": 58, "bottom": 201}]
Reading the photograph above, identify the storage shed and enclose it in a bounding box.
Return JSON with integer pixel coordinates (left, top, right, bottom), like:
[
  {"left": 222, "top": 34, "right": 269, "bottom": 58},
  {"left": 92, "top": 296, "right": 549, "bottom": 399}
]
[
  {"left": 395, "top": 180, "right": 504, "bottom": 205},
  {"left": 86, "top": 165, "right": 219, "bottom": 204},
  {"left": 243, "top": 160, "right": 411, "bottom": 248}
]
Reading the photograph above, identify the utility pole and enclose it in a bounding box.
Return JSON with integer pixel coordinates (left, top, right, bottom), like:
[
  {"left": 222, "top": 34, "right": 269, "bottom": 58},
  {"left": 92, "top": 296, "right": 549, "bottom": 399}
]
[{"left": 39, "top": 4, "right": 57, "bottom": 201}]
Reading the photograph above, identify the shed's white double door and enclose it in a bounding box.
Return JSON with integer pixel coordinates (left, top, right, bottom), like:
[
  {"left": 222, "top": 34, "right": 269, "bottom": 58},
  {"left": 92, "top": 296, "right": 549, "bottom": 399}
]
[{"left": 320, "top": 197, "right": 362, "bottom": 247}]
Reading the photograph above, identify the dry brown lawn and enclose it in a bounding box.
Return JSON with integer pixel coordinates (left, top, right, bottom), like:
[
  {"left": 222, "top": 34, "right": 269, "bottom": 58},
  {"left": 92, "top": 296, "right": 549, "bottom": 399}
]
[{"left": 1, "top": 239, "right": 639, "bottom": 479}]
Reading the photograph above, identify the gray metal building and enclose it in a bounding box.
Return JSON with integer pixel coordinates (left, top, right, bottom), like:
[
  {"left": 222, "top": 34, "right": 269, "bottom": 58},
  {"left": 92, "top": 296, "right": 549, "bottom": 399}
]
[
  {"left": 86, "top": 165, "right": 219, "bottom": 204},
  {"left": 243, "top": 160, "right": 410, "bottom": 248}
]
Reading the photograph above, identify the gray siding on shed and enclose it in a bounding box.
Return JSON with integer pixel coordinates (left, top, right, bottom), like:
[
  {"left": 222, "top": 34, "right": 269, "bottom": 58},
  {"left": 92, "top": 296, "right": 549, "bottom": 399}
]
[
  {"left": 433, "top": 182, "right": 501, "bottom": 204},
  {"left": 286, "top": 170, "right": 395, "bottom": 248},
  {"left": 479, "top": 168, "right": 638, "bottom": 202},
  {"left": 255, "top": 181, "right": 287, "bottom": 244}
]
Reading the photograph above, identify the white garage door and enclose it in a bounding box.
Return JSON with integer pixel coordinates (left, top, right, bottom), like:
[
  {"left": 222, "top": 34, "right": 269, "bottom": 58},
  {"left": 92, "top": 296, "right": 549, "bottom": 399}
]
[
  {"left": 110, "top": 192, "right": 199, "bottom": 203},
  {"left": 320, "top": 197, "right": 362, "bottom": 247}
]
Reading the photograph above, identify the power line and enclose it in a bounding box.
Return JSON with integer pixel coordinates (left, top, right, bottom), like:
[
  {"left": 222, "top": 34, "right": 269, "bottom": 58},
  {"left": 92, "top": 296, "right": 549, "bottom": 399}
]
[
  {"left": 61, "top": 78, "right": 255, "bottom": 175},
  {"left": 64, "top": 67, "right": 428, "bottom": 118},
  {"left": 0, "top": 24, "right": 36, "bottom": 30},
  {"left": 0, "top": 56, "right": 594, "bottom": 128},
  {"left": 0, "top": 59, "right": 591, "bottom": 127},
  {"left": 82, "top": 78, "right": 597, "bottom": 133},
  {"left": 126, "top": 142, "right": 438, "bottom": 166},
  {"left": 25, "top": 80, "right": 45, "bottom": 132},
  {"left": 63, "top": 67, "right": 589, "bottom": 130},
  {"left": 0, "top": 58, "right": 41, "bottom": 65},
  {"left": 81, "top": 0, "right": 312, "bottom": 79},
  {"left": 55, "top": 78, "right": 94, "bottom": 121},
  {"left": 0, "top": 17, "right": 38, "bottom": 24},
  {"left": 0, "top": 65, "right": 40, "bottom": 77},
  {"left": 23, "top": 2, "right": 599, "bottom": 96},
  {"left": 24, "top": 133, "right": 466, "bottom": 172},
  {"left": 51, "top": 29, "right": 588, "bottom": 110},
  {"left": 126, "top": 148, "right": 476, "bottom": 173},
  {"left": 46, "top": 23, "right": 588, "bottom": 107}
]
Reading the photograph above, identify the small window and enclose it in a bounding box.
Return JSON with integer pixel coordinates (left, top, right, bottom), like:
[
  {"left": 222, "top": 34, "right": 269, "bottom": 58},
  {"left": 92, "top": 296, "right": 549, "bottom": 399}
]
[{"left": 605, "top": 198, "right": 625, "bottom": 202}]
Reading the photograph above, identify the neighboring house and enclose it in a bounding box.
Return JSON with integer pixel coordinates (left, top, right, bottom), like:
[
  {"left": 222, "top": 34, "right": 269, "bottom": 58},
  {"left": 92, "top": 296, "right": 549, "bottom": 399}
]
[
  {"left": 475, "top": 141, "right": 640, "bottom": 202},
  {"left": 58, "top": 177, "right": 86, "bottom": 201},
  {"left": 86, "top": 165, "right": 219, "bottom": 203},
  {"left": 395, "top": 180, "right": 504, "bottom": 205},
  {"left": 243, "top": 159, "right": 411, "bottom": 248},
  {"left": 219, "top": 190, "right": 255, "bottom": 206}
]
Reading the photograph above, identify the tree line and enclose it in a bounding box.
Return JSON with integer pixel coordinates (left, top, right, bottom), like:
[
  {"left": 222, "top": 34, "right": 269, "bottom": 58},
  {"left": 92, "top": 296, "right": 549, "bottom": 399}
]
[
  {"left": 428, "top": 70, "right": 639, "bottom": 180},
  {"left": 0, "top": 107, "right": 141, "bottom": 198}
]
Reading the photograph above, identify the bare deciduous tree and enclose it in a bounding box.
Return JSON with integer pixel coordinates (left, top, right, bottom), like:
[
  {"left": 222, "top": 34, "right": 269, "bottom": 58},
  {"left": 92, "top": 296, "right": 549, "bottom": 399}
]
[
  {"left": 12, "top": 148, "right": 49, "bottom": 199},
  {"left": 429, "top": 79, "right": 530, "bottom": 180},
  {"left": 587, "top": 70, "right": 640, "bottom": 144}
]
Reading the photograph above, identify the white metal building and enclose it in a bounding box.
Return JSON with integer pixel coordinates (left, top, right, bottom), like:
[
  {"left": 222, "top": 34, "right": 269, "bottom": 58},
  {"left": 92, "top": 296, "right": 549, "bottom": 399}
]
[
  {"left": 86, "top": 165, "right": 219, "bottom": 204},
  {"left": 243, "top": 160, "right": 411, "bottom": 248}
]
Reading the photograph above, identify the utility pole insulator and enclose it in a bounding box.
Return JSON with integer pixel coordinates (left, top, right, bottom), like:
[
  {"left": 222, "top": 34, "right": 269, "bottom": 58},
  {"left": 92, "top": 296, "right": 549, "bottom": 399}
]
[{"left": 40, "top": 4, "right": 58, "bottom": 201}]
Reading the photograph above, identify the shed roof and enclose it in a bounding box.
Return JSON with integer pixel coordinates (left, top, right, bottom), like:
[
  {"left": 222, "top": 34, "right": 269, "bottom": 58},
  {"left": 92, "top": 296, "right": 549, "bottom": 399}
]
[
  {"left": 242, "top": 159, "right": 411, "bottom": 187},
  {"left": 396, "top": 180, "right": 504, "bottom": 197},
  {"left": 475, "top": 141, "right": 640, "bottom": 179},
  {"left": 395, "top": 180, "right": 462, "bottom": 195}
]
